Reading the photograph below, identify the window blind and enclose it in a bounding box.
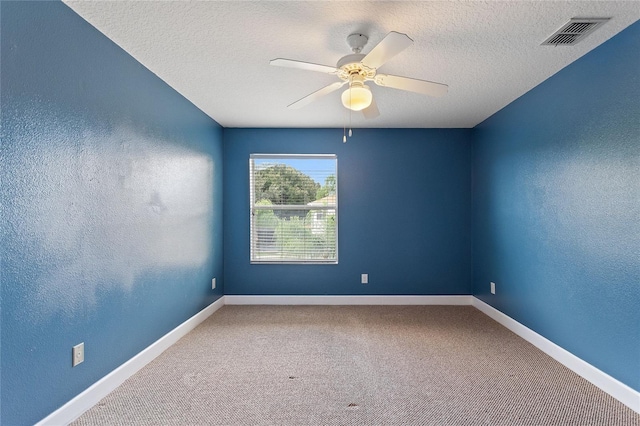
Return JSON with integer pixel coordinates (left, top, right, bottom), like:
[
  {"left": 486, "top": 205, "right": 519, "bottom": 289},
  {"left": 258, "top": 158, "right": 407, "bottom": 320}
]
[{"left": 250, "top": 154, "right": 338, "bottom": 264}]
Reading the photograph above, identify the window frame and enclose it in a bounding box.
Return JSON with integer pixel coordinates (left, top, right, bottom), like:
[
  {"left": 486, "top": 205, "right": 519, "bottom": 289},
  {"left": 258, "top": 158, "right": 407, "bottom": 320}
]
[{"left": 249, "top": 153, "right": 338, "bottom": 265}]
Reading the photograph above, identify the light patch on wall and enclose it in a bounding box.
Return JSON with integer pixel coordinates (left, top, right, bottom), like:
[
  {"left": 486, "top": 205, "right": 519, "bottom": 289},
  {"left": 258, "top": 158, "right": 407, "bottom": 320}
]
[{"left": 4, "top": 110, "right": 213, "bottom": 319}]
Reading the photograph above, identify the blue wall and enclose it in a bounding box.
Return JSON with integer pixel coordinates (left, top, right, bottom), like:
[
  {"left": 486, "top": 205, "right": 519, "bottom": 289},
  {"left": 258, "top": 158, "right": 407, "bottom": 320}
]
[
  {"left": 224, "top": 128, "right": 472, "bottom": 295},
  {"left": 0, "top": 2, "right": 224, "bottom": 424},
  {"left": 472, "top": 22, "right": 640, "bottom": 391}
]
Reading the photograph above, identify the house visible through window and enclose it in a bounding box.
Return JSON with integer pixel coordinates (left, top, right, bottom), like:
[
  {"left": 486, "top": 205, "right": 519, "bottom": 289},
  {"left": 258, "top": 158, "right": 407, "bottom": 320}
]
[{"left": 250, "top": 154, "right": 337, "bottom": 264}]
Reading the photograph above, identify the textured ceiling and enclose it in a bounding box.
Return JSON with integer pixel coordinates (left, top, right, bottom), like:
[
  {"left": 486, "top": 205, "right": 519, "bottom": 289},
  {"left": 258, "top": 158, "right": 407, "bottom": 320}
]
[{"left": 63, "top": 1, "right": 639, "bottom": 129}]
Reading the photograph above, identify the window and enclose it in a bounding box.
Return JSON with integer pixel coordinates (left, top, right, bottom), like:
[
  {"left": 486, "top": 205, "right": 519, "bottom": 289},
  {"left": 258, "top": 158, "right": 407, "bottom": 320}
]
[{"left": 250, "top": 154, "right": 337, "bottom": 264}]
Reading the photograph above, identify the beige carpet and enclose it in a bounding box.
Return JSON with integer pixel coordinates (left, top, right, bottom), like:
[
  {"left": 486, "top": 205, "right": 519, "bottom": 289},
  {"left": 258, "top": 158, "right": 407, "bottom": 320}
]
[{"left": 74, "top": 305, "right": 639, "bottom": 425}]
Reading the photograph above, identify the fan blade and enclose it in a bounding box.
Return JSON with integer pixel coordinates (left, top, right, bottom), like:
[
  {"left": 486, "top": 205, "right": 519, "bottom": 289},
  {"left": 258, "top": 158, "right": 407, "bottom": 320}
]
[
  {"left": 362, "top": 98, "right": 380, "bottom": 119},
  {"left": 361, "top": 31, "right": 413, "bottom": 69},
  {"left": 374, "top": 74, "right": 448, "bottom": 97},
  {"left": 287, "top": 81, "right": 347, "bottom": 109},
  {"left": 270, "top": 58, "right": 338, "bottom": 74}
]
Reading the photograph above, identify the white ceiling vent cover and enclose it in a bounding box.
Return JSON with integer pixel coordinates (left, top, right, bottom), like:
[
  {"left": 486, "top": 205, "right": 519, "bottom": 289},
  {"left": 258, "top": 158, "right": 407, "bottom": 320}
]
[{"left": 542, "top": 18, "right": 610, "bottom": 46}]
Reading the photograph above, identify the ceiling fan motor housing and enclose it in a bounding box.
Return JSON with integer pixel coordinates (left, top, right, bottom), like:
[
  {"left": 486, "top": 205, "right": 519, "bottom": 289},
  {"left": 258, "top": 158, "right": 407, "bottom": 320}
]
[
  {"left": 336, "top": 53, "right": 365, "bottom": 68},
  {"left": 336, "top": 54, "right": 376, "bottom": 81}
]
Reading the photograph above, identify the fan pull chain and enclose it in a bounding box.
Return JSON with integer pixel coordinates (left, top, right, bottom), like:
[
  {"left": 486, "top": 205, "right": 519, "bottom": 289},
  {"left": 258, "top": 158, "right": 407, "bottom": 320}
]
[
  {"left": 349, "top": 75, "right": 353, "bottom": 139},
  {"left": 343, "top": 87, "right": 348, "bottom": 143},
  {"left": 349, "top": 106, "right": 352, "bottom": 139}
]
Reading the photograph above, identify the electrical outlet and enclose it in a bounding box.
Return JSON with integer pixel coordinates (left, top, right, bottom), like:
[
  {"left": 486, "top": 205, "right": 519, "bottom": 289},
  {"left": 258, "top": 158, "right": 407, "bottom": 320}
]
[
  {"left": 72, "top": 342, "right": 84, "bottom": 367},
  {"left": 361, "top": 274, "right": 368, "bottom": 284},
  {"left": 212, "top": 278, "right": 216, "bottom": 290},
  {"left": 490, "top": 282, "right": 496, "bottom": 295}
]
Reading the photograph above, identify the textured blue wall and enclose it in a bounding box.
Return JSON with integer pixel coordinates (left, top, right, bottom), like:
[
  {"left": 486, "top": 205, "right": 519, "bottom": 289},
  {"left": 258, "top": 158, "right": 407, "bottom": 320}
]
[
  {"left": 224, "top": 128, "right": 472, "bottom": 295},
  {"left": 0, "top": 2, "right": 223, "bottom": 424},
  {"left": 472, "top": 22, "right": 640, "bottom": 391}
]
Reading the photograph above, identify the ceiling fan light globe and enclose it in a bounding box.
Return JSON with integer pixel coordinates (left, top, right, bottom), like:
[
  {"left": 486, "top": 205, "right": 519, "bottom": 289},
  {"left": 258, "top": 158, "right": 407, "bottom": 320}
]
[{"left": 341, "top": 85, "right": 372, "bottom": 111}]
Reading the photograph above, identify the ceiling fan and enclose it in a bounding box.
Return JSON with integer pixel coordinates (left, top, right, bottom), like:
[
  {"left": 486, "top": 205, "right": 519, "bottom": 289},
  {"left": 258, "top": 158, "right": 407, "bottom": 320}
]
[{"left": 270, "top": 31, "right": 448, "bottom": 119}]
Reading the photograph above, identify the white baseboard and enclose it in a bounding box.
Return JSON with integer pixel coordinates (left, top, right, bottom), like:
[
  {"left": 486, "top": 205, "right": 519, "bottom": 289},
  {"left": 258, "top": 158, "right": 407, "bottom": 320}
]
[
  {"left": 224, "top": 295, "right": 474, "bottom": 305},
  {"left": 472, "top": 297, "right": 640, "bottom": 414},
  {"left": 36, "top": 297, "right": 225, "bottom": 426}
]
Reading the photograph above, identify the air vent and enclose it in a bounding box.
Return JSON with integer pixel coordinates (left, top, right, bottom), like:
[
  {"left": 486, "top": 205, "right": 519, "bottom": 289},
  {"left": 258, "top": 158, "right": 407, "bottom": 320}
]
[{"left": 542, "top": 18, "right": 610, "bottom": 46}]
